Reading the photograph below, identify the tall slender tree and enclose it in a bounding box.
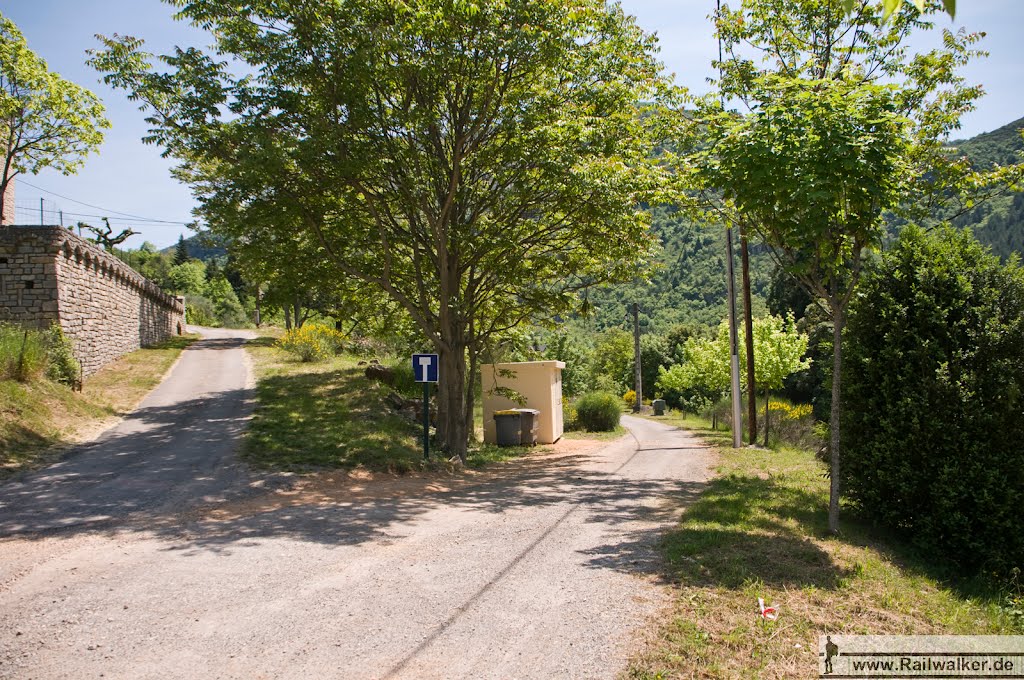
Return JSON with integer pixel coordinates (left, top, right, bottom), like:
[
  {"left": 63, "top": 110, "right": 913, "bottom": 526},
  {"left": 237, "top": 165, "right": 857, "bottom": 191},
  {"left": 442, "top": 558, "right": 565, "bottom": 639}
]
[
  {"left": 0, "top": 13, "right": 109, "bottom": 221},
  {"left": 688, "top": 0, "right": 1022, "bottom": 532},
  {"left": 173, "top": 234, "right": 189, "bottom": 265}
]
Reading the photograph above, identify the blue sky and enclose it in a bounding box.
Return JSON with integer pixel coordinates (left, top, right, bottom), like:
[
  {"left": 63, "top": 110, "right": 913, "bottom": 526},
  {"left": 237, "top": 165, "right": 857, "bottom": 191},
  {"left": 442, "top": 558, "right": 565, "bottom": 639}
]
[{"left": 5, "top": 0, "right": 1023, "bottom": 249}]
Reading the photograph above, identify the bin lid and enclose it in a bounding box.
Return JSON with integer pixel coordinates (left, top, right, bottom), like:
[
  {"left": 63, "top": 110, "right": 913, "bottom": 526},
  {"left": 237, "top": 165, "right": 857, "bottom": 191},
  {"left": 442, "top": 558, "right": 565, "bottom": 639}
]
[
  {"left": 494, "top": 410, "right": 522, "bottom": 417},
  {"left": 513, "top": 408, "right": 540, "bottom": 415}
]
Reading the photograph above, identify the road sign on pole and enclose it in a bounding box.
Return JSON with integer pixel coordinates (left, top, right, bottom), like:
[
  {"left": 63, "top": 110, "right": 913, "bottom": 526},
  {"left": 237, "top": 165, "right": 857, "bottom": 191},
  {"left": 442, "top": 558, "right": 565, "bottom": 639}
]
[
  {"left": 412, "top": 354, "right": 439, "bottom": 459},
  {"left": 412, "top": 354, "right": 439, "bottom": 383}
]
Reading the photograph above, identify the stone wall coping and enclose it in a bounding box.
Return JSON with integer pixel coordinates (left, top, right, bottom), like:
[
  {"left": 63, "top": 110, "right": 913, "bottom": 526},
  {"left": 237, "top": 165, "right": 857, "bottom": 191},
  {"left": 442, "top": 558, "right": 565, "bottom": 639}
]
[{"left": 3, "top": 225, "right": 184, "bottom": 314}]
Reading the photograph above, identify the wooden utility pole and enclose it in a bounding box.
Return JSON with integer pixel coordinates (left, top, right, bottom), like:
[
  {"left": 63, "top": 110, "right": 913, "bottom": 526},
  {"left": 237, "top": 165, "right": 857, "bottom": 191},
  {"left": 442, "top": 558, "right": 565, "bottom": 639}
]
[{"left": 632, "top": 302, "right": 642, "bottom": 413}]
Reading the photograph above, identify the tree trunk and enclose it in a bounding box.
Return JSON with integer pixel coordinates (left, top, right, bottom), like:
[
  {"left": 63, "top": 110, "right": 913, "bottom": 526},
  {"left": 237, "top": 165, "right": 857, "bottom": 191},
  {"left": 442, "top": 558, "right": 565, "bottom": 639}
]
[
  {"left": 763, "top": 388, "right": 770, "bottom": 448},
  {"left": 254, "top": 286, "right": 262, "bottom": 328},
  {"left": 438, "top": 343, "right": 469, "bottom": 462},
  {"left": 828, "top": 306, "right": 844, "bottom": 534},
  {"left": 284, "top": 305, "right": 292, "bottom": 331},
  {"left": 465, "top": 341, "right": 479, "bottom": 446},
  {"left": 632, "top": 302, "right": 642, "bottom": 413},
  {"left": 740, "top": 226, "right": 757, "bottom": 445},
  {"left": 293, "top": 297, "right": 303, "bottom": 329}
]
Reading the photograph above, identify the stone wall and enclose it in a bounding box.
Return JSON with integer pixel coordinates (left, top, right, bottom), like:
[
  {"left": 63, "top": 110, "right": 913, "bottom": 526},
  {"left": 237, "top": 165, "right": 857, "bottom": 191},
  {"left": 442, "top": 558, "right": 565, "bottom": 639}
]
[{"left": 0, "top": 226, "right": 184, "bottom": 376}]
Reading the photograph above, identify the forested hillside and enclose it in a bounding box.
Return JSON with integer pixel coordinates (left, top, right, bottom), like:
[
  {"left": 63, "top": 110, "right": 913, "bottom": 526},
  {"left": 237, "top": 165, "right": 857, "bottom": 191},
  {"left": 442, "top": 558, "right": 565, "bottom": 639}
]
[
  {"left": 950, "top": 116, "right": 1024, "bottom": 258},
  {"left": 584, "top": 207, "right": 774, "bottom": 333},
  {"left": 588, "top": 115, "right": 1024, "bottom": 333}
]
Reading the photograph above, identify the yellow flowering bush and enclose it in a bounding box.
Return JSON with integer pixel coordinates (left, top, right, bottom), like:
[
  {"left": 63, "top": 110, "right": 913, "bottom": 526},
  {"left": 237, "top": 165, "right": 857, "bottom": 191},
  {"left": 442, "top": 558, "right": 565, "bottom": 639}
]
[
  {"left": 276, "top": 324, "right": 345, "bottom": 362},
  {"left": 622, "top": 389, "right": 636, "bottom": 409},
  {"left": 768, "top": 401, "right": 813, "bottom": 421},
  {"left": 762, "top": 398, "right": 821, "bottom": 450}
]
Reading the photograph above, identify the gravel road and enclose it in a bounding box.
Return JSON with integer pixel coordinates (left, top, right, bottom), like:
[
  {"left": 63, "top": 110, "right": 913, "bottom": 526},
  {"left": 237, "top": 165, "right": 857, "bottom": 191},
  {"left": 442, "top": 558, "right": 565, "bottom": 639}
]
[{"left": 0, "top": 330, "right": 714, "bottom": 679}]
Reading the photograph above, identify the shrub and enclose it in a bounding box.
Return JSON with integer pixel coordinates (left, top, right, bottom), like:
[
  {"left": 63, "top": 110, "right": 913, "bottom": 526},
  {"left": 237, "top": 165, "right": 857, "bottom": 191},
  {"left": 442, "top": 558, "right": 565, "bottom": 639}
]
[
  {"left": 760, "top": 399, "right": 819, "bottom": 450},
  {"left": 44, "top": 325, "right": 80, "bottom": 386},
  {"left": 184, "top": 294, "right": 217, "bottom": 326},
  {"left": 844, "top": 226, "right": 1024, "bottom": 577},
  {"left": 386, "top": 359, "right": 421, "bottom": 398},
  {"left": 562, "top": 400, "right": 580, "bottom": 431},
  {"left": 276, "top": 324, "right": 345, "bottom": 362},
  {"left": 0, "top": 324, "right": 47, "bottom": 382},
  {"left": 574, "top": 391, "right": 622, "bottom": 432},
  {"left": 346, "top": 335, "right": 384, "bottom": 358},
  {"left": 622, "top": 389, "right": 636, "bottom": 410}
]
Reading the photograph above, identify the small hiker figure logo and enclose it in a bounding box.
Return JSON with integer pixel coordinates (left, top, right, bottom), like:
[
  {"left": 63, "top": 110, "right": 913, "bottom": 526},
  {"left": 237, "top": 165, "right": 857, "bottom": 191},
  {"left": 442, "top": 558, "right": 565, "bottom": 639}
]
[{"left": 824, "top": 635, "right": 839, "bottom": 675}]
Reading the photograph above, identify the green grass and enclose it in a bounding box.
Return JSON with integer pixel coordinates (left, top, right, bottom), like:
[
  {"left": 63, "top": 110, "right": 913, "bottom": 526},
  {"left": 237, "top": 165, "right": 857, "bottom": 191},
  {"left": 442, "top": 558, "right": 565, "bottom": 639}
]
[
  {"left": 0, "top": 334, "right": 198, "bottom": 478},
  {"left": 244, "top": 338, "right": 542, "bottom": 473},
  {"left": 628, "top": 410, "right": 1020, "bottom": 680},
  {"left": 563, "top": 424, "right": 628, "bottom": 441}
]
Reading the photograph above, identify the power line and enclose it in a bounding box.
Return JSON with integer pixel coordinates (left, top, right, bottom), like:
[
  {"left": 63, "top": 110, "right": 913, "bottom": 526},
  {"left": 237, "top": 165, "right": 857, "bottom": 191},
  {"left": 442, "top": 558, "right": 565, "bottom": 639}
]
[
  {"left": 15, "top": 178, "right": 195, "bottom": 226},
  {"left": 13, "top": 204, "right": 188, "bottom": 229}
]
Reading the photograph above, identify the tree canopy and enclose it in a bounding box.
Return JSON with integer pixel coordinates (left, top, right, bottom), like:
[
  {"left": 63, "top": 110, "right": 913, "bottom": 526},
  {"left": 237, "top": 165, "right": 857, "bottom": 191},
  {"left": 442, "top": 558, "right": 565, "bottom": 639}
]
[
  {"left": 679, "top": 0, "right": 1021, "bottom": 532},
  {"left": 89, "top": 0, "right": 677, "bottom": 459},
  {"left": 0, "top": 13, "right": 109, "bottom": 220}
]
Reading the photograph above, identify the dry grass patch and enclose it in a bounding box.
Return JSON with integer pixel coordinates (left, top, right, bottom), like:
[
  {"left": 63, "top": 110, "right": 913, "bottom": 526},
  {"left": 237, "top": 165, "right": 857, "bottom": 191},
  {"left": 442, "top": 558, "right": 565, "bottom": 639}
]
[
  {"left": 0, "top": 334, "right": 198, "bottom": 478},
  {"left": 627, "top": 412, "right": 1019, "bottom": 680}
]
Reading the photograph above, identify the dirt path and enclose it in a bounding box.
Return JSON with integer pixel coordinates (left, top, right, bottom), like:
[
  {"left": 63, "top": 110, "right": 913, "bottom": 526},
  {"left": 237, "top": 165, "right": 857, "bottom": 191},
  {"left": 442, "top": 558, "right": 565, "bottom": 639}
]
[{"left": 0, "top": 371, "right": 714, "bottom": 680}]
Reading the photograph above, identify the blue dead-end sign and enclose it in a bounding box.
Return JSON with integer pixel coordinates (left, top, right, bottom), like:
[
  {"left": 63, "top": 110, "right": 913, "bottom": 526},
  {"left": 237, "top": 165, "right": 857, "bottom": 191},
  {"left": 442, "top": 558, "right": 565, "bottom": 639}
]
[{"left": 412, "top": 353, "right": 439, "bottom": 383}]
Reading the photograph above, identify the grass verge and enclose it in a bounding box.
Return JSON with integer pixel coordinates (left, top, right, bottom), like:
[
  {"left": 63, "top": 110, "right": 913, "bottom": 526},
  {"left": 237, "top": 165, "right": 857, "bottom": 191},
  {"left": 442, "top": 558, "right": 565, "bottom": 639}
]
[
  {"left": 244, "top": 337, "right": 542, "bottom": 473},
  {"left": 0, "top": 334, "right": 198, "bottom": 478},
  {"left": 628, "top": 410, "right": 1020, "bottom": 680},
  {"left": 563, "top": 424, "right": 628, "bottom": 441}
]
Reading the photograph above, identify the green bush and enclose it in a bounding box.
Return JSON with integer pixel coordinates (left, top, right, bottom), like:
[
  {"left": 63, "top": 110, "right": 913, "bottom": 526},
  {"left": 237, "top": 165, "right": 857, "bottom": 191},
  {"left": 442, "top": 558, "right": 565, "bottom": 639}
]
[
  {"left": 44, "top": 325, "right": 80, "bottom": 386},
  {"left": 574, "top": 391, "right": 622, "bottom": 432},
  {"left": 184, "top": 295, "right": 217, "bottom": 326},
  {"left": 562, "top": 400, "right": 581, "bottom": 431},
  {"left": 386, "top": 359, "right": 421, "bottom": 398},
  {"left": 843, "top": 226, "right": 1024, "bottom": 578},
  {"left": 0, "top": 324, "right": 47, "bottom": 382}
]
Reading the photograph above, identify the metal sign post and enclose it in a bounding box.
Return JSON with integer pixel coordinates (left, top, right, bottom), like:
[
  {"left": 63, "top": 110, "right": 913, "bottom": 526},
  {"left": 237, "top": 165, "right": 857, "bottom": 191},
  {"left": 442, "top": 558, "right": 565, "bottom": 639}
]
[
  {"left": 725, "top": 226, "right": 743, "bottom": 448},
  {"left": 412, "top": 354, "right": 439, "bottom": 460}
]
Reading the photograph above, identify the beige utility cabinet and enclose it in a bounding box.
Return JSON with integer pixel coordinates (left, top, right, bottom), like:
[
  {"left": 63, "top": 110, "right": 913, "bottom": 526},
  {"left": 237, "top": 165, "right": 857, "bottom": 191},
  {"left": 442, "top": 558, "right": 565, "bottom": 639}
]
[{"left": 481, "top": 361, "right": 565, "bottom": 445}]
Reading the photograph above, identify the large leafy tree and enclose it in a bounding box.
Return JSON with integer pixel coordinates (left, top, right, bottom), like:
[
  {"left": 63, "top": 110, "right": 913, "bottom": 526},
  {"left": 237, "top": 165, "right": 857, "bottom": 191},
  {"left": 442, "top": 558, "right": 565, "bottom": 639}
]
[
  {"left": 656, "top": 324, "right": 732, "bottom": 428},
  {"left": 750, "top": 313, "right": 810, "bottom": 446},
  {"left": 89, "top": 0, "right": 672, "bottom": 459},
  {"left": 685, "top": 0, "right": 1022, "bottom": 533},
  {"left": 0, "top": 13, "right": 109, "bottom": 222}
]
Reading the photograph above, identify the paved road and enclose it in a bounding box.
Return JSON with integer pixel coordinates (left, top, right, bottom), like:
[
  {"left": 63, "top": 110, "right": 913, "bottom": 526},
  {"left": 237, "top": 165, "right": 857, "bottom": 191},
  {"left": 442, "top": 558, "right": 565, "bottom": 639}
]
[
  {"left": 0, "top": 331, "right": 714, "bottom": 680},
  {"left": 0, "top": 326, "right": 256, "bottom": 535}
]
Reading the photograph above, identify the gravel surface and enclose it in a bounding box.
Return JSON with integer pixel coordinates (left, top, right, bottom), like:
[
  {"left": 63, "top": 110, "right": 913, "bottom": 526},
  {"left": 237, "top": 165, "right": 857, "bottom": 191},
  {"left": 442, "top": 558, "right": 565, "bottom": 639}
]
[{"left": 0, "top": 330, "right": 714, "bottom": 679}]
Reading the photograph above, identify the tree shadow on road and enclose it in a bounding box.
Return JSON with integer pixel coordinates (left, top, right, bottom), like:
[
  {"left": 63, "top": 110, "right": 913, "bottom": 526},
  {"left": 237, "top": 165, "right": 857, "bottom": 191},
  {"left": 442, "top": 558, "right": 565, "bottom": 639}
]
[{"left": 0, "top": 370, "right": 733, "bottom": 588}]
